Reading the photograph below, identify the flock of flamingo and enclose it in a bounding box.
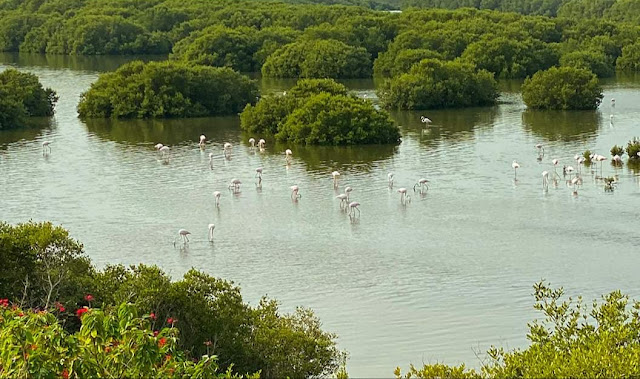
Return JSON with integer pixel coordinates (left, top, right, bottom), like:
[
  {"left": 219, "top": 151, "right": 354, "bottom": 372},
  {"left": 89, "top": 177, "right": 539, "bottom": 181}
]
[{"left": 39, "top": 106, "right": 635, "bottom": 245}]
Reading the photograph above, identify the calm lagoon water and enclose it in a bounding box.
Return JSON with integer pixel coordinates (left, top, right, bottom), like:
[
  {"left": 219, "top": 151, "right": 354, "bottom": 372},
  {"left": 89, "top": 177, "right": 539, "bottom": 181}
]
[{"left": 1, "top": 53, "right": 640, "bottom": 377}]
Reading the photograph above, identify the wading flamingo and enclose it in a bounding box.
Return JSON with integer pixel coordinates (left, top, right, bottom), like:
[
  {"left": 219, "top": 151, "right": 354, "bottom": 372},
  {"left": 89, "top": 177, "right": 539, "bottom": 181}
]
[
  {"left": 290, "top": 185, "right": 301, "bottom": 200},
  {"left": 228, "top": 179, "right": 241, "bottom": 192},
  {"left": 398, "top": 188, "right": 410, "bottom": 205},
  {"left": 42, "top": 141, "right": 51, "bottom": 155},
  {"left": 174, "top": 229, "right": 191, "bottom": 245},
  {"left": 213, "top": 191, "right": 221, "bottom": 207},
  {"left": 336, "top": 194, "right": 348, "bottom": 208},
  {"left": 388, "top": 172, "right": 394, "bottom": 188},
  {"left": 344, "top": 186, "right": 353, "bottom": 200},
  {"left": 542, "top": 171, "right": 549, "bottom": 189},
  {"left": 332, "top": 171, "right": 340, "bottom": 188},
  {"left": 348, "top": 201, "right": 360, "bottom": 217},
  {"left": 512, "top": 161, "right": 520, "bottom": 180},
  {"left": 208, "top": 224, "right": 215, "bottom": 242},
  {"left": 199, "top": 135, "right": 206, "bottom": 148},
  {"left": 413, "top": 178, "right": 429, "bottom": 192},
  {"left": 285, "top": 149, "right": 293, "bottom": 163}
]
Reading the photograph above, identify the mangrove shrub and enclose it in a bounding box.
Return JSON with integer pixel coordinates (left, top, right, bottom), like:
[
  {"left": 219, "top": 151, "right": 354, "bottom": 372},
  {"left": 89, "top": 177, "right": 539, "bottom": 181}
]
[
  {"left": 560, "top": 49, "right": 614, "bottom": 78},
  {"left": 617, "top": 42, "right": 640, "bottom": 71},
  {"left": 521, "top": 66, "right": 603, "bottom": 110},
  {"left": 241, "top": 79, "right": 399, "bottom": 145},
  {"left": 0, "top": 68, "right": 57, "bottom": 129},
  {"left": 377, "top": 59, "right": 498, "bottom": 110},
  {"left": 262, "top": 39, "right": 372, "bottom": 78},
  {"left": 77, "top": 61, "right": 258, "bottom": 118}
]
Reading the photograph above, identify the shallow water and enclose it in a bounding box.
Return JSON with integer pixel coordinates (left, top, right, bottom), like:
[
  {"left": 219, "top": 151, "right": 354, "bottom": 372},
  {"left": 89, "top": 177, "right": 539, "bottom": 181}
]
[{"left": 2, "top": 54, "right": 640, "bottom": 377}]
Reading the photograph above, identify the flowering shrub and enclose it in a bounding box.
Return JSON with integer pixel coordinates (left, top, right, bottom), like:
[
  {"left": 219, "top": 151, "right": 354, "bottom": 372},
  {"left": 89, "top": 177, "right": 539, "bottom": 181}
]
[{"left": 0, "top": 301, "right": 255, "bottom": 378}]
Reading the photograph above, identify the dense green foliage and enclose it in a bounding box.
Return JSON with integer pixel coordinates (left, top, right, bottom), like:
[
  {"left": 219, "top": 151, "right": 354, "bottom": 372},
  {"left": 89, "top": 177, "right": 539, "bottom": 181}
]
[
  {"left": 0, "top": 68, "right": 57, "bottom": 129},
  {"left": 521, "top": 66, "right": 603, "bottom": 110},
  {"left": 262, "top": 39, "right": 372, "bottom": 78},
  {"left": 396, "top": 281, "right": 640, "bottom": 378},
  {"left": 77, "top": 61, "right": 257, "bottom": 118},
  {"left": 378, "top": 59, "right": 498, "bottom": 109},
  {"left": 560, "top": 49, "right": 614, "bottom": 77},
  {"left": 241, "top": 78, "right": 400, "bottom": 145},
  {"left": 0, "top": 302, "right": 247, "bottom": 378},
  {"left": 617, "top": 43, "right": 640, "bottom": 71},
  {"left": 0, "top": 221, "right": 342, "bottom": 378},
  {"left": 627, "top": 137, "right": 640, "bottom": 159}
]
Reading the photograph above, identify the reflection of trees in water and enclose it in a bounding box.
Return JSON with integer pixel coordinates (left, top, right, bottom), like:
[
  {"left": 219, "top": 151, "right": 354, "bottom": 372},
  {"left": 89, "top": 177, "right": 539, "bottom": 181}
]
[
  {"left": 84, "top": 117, "right": 241, "bottom": 145},
  {"left": 521, "top": 110, "right": 600, "bottom": 142},
  {"left": 627, "top": 160, "right": 640, "bottom": 175},
  {"left": 600, "top": 72, "right": 640, "bottom": 88},
  {"left": 0, "top": 118, "right": 53, "bottom": 149},
  {"left": 263, "top": 141, "right": 398, "bottom": 174},
  {"left": 390, "top": 106, "right": 499, "bottom": 148},
  {"left": 0, "top": 52, "right": 166, "bottom": 72}
]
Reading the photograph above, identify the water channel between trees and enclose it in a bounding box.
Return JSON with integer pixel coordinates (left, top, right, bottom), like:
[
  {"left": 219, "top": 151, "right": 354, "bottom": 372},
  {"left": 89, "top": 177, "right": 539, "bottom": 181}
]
[{"left": 1, "top": 53, "right": 640, "bottom": 377}]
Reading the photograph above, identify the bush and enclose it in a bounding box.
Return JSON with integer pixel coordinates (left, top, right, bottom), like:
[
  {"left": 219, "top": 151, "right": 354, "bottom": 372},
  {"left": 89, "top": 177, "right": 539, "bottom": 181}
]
[
  {"left": 617, "top": 43, "right": 640, "bottom": 71},
  {"left": 583, "top": 149, "right": 593, "bottom": 164},
  {"left": 241, "top": 78, "right": 400, "bottom": 145},
  {"left": 627, "top": 137, "right": 640, "bottom": 159},
  {"left": 0, "top": 302, "right": 246, "bottom": 378},
  {"left": 611, "top": 144, "right": 624, "bottom": 157},
  {"left": 77, "top": 61, "right": 258, "bottom": 118},
  {"left": 262, "top": 39, "right": 372, "bottom": 78},
  {"left": 397, "top": 281, "right": 640, "bottom": 378},
  {"left": 276, "top": 93, "right": 400, "bottom": 145},
  {"left": 373, "top": 48, "right": 443, "bottom": 77},
  {"left": 377, "top": 58, "right": 498, "bottom": 109},
  {"left": 0, "top": 69, "right": 58, "bottom": 129},
  {"left": 522, "top": 66, "right": 603, "bottom": 110},
  {"left": 560, "top": 50, "right": 615, "bottom": 78},
  {"left": 0, "top": 221, "right": 342, "bottom": 378}
]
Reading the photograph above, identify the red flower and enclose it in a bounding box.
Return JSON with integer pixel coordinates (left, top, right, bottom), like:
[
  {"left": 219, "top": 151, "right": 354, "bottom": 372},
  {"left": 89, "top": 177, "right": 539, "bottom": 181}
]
[
  {"left": 105, "top": 346, "right": 111, "bottom": 353},
  {"left": 167, "top": 317, "right": 176, "bottom": 325},
  {"left": 153, "top": 330, "right": 159, "bottom": 337},
  {"left": 158, "top": 337, "right": 167, "bottom": 347},
  {"left": 55, "top": 302, "right": 65, "bottom": 312},
  {"left": 84, "top": 294, "right": 94, "bottom": 302},
  {"left": 165, "top": 354, "right": 172, "bottom": 361},
  {"left": 76, "top": 307, "right": 89, "bottom": 318},
  {"left": 149, "top": 312, "right": 156, "bottom": 320},
  {"left": 0, "top": 298, "right": 8, "bottom": 307},
  {"left": 18, "top": 312, "right": 24, "bottom": 317},
  {"left": 62, "top": 369, "right": 69, "bottom": 379}
]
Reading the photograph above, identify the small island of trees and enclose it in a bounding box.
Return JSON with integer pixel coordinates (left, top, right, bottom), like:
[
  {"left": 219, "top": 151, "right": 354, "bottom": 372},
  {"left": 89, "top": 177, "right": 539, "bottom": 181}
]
[
  {"left": 0, "top": 68, "right": 58, "bottom": 129},
  {"left": 522, "top": 66, "right": 603, "bottom": 110},
  {"left": 240, "top": 79, "right": 400, "bottom": 145},
  {"left": 77, "top": 61, "right": 258, "bottom": 119}
]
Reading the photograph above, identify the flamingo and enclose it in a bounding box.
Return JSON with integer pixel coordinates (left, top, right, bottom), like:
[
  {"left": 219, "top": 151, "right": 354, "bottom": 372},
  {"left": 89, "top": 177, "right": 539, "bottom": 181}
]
[
  {"left": 551, "top": 158, "right": 560, "bottom": 178},
  {"left": 336, "top": 194, "right": 348, "bottom": 208},
  {"left": 208, "top": 153, "right": 214, "bottom": 168},
  {"left": 332, "top": 171, "right": 340, "bottom": 187},
  {"left": 208, "top": 224, "right": 215, "bottom": 242},
  {"left": 612, "top": 155, "right": 622, "bottom": 165},
  {"left": 199, "top": 135, "right": 206, "bottom": 148},
  {"left": 249, "top": 138, "right": 255, "bottom": 148},
  {"left": 159, "top": 146, "right": 170, "bottom": 160},
  {"left": 542, "top": 171, "right": 549, "bottom": 189},
  {"left": 420, "top": 116, "right": 432, "bottom": 125},
  {"left": 398, "top": 188, "right": 410, "bottom": 204},
  {"left": 348, "top": 201, "right": 360, "bottom": 217},
  {"left": 571, "top": 177, "right": 580, "bottom": 196},
  {"left": 255, "top": 167, "right": 263, "bottom": 179},
  {"left": 344, "top": 186, "right": 353, "bottom": 200},
  {"left": 413, "top": 178, "right": 429, "bottom": 192},
  {"left": 258, "top": 139, "right": 266, "bottom": 149},
  {"left": 42, "top": 141, "right": 51, "bottom": 155},
  {"left": 175, "top": 229, "right": 191, "bottom": 245},
  {"left": 285, "top": 149, "right": 293, "bottom": 163},
  {"left": 223, "top": 142, "right": 232, "bottom": 158},
  {"left": 611, "top": 98, "right": 615, "bottom": 107},
  {"left": 512, "top": 161, "right": 520, "bottom": 180},
  {"left": 154, "top": 143, "right": 164, "bottom": 150},
  {"left": 213, "top": 191, "right": 221, "bottom": 207},
  {"left": 577, "top": 156, "right": 585, "bottom": 173},
  {"left": 535, "top": 144, "right": 544, "bottom": 157},
  {"left": 388, "top": 172, "right": 394, "bottom": 188},
  {"left": 228, "top": 179, "right": 241, "bottom": 192},
  {"left": 595, "top": 155, "right": 607, "bottom": 176},
  {"left": 565, "top": 166, "right": 575, "bottom": 179},
  {"left": 290, "top": 185, "right": 301, "bottom": 200}
]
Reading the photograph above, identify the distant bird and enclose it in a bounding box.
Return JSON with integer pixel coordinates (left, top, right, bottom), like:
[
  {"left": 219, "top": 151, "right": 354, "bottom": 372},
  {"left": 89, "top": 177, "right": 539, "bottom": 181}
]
[
  {"left": 159, "top": 146, "right": 170, "bottom": 159},
  {"left": 42, "top": 141, "right": 51, "bottom": 155},
  {"left": 208, "top": 153, "right": 214, "bottom": 168},
  {"left": 348, "top": 201, "right": 360, "bottom": 217},
  {"left": 611, "top": 98, "right": 615, "bottom": 107},
  {"left": 175, "top": 229, "right": 191, "bottom": 245},
  {"left": 255, "top": 167, "right": 263, "bottom": 178},
  {"left": 228, "top": 179, "right": 241, "bottom": 192},
  {"left": 420, "top": 116, "right": 432, "bottom": 125},
  {"left": 223, "top": 142, "right": 232, "bottom": 158},
  {"left": 213, "top": 191, "right": 221, "bottom": 207},
  {"left": 535, "top": 144, "right": 544, "bottom": 156},
  {"left": 610, "top": 114, "right": 614, "bottom": 123},
  {"left": 388, "top": 172, "right": 394, "bottom": 188},
  {"left": 208, "top": 224, "right": 215, "bottom": 242},
  {"left": 565, "top": 166, "right": 575, "bottom": 179},
  {"left": 344, "top": 186, "right": 353, "bottom": 200},
  {"left": 594, "top": 154, "right": 607, "bottom": 176},
  {"left": 199, "top": 135, "right": 206, "bottom": 148},
  {"left": 290, "top": 185, "right": 301, "bottom": 200},
  {"left": 285, "top": 149, "right": 293, "bottom": 163},
  {"left": 542, "top": 171, "right": 549, "bottom": 189},
  {"left": 512, "top": 161, "right": 520, "bottom": 180},
  {"left": 398, "top": 188, "right": 410, "bottom": 204},
  {"left": 413, "top": 178, "right": 429, "bottom": 192},
  {"left": 336, "top": 194, "right": 348, "bottom": 208},
  {"left": 571, "top": 177, "right": 580, "bottom": 196},
  {"left": 154, "top": 143, "right": 164, "bottom": 150},
  {"left": 552, "top": 158, "right": 560, "bottom": 178},
  {"left": 258, "top": 139, "right": 266, "bottom": 149},
  {"left": 613, "top": 154, "right": 622, "bottom": 164},
  {"left": 332, "top": 171, "right": 340, "bottom": 187},
  {"left": 249, "top": 138, "right": 256, "bottom": 148}
]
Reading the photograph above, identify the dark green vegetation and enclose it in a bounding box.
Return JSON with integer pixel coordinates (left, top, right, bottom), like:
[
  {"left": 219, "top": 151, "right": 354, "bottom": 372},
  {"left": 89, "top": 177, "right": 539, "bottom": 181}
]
[
  {"left": 395, "top": 281, "right": 640, "bottom": 378},
  {"left": 77, "top": 61, "right": 258, "bottom": 118},
  {"left": 1, "top": 0, "right": 640, "bottom": 80},
  {"left": 521, "top": 67, "right": 603, "bottom": 110},
  {"left": 0, "top": 68, "right": 57, "bottom": 129},
  {"left": 0, "top": 221, "right": 342, "bottom": 378},
  {"left": 627, "top": 137, "right": 640, "bottom": 159},
  {"left": 378, "top": 59, "right": 498, "bottom": 109},
  {"left": 241, "top": 79, "right": 400, "bottom": 145}
]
